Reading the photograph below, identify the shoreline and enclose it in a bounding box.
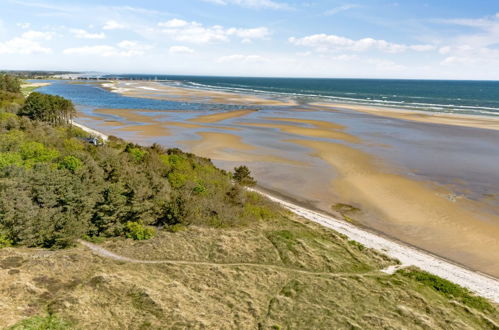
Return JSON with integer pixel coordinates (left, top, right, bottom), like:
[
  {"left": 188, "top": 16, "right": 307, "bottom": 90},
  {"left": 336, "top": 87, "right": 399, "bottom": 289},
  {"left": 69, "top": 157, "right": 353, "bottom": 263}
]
[{"left": 72, "top": 119, "right": 499, "bottom": 303}]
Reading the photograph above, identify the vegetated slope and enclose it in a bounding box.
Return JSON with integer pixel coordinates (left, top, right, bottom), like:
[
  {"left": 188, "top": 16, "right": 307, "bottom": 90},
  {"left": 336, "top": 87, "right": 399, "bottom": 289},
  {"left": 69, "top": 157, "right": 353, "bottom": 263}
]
[
  {"left": 0, "top": 75, "right": 497, "bottom": 329},
  {"left": 1, "top": 217, "right": 498, "bottom": 329}
]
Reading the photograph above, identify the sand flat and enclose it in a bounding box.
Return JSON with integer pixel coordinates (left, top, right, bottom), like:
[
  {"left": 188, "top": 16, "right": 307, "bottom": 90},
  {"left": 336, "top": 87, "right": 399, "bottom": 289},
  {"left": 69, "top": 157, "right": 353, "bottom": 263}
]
[
  {"left": 287, "top": 138, "right": 499, "bottom": 276},
  {"left": 181, "top": 132, "right": 308, "bottom": 166},
  {"left": 311, "top": 102, "right": 499, "bottom": 131},
  {"left": 239, "top": 120, "right": 360, "bottom": 144},
  {"left": 189, "top": 109, "right": 256, "bottom": 123}
]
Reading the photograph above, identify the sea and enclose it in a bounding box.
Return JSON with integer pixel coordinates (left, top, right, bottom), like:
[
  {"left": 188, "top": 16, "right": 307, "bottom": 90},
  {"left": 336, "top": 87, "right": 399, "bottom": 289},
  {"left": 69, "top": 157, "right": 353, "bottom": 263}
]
[{"left": 83, "top": 74, "right": 499, "bottom": 117}]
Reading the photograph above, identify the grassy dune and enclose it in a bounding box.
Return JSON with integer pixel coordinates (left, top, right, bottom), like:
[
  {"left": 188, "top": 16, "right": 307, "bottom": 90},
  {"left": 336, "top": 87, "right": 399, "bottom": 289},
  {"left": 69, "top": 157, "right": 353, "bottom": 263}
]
[{"left": 2, "top": 215, "right": 498, "bottom": 329}]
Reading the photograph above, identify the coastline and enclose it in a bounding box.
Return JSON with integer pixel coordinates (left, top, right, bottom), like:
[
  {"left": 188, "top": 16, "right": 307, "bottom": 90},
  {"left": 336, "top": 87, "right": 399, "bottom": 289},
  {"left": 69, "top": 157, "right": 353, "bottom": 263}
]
[{"left": 72, "top": 118, "right": 499, "bottom": 303}]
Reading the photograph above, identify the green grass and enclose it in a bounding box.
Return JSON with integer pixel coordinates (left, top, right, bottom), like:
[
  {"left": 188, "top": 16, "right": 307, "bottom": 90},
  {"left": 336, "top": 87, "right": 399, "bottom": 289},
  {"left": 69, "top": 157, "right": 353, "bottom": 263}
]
[
  {"left": 8, "top": 314, "right": 71, "bottom": 330},
  {"left": 398, "top": 267, "right": 494, "bottom": 312}
]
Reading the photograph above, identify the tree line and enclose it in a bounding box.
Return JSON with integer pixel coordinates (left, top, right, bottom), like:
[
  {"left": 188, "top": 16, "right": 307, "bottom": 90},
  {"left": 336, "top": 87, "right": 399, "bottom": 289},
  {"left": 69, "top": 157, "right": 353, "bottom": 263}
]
[{"left": 0, "top": 74, "right": 268, "bottom": 248}]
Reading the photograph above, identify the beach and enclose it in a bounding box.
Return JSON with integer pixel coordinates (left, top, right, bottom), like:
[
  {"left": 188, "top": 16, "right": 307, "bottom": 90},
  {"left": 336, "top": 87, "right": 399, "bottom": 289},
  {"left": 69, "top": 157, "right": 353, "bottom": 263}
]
[{"left": 38, "top": 79, "right": 499, "bottom": 279}]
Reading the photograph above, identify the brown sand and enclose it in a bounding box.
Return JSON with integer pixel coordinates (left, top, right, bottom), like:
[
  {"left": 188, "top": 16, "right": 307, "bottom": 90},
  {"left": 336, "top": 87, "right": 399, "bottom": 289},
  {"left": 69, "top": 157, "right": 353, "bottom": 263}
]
[
  {"left": 263, "top": 117, "right": 346, "bottom": 130},
  {"left": 189, "top": 110, "right": 256, "bottom": 123},
  {"left": 287, "top": 138, "right": 499, "bottom": 276},
  {"left": 311, "top": 102, "right": 499, "bottom": 131},
  {"left": 113, "top": 124, "right": 170, "bottom": 137},
  {"left": 239, "top": 120, "right": 360, "bottom": 144},
  {"left": 94, "top": 108, "right": 163, "bottom": 124},
  {"left": 182, "top": 132, "right": 308, "bottom": 166}
]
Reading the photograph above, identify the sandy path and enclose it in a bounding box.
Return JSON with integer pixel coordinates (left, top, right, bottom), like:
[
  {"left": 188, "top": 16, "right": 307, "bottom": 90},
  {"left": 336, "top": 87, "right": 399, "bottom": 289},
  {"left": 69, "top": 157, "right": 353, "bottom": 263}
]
[
  {"left": 77, "top": 240, "right": 383, "bottom": 278},
  {"left": 249, "top": 187, "right": 499, "bottom": 303}
]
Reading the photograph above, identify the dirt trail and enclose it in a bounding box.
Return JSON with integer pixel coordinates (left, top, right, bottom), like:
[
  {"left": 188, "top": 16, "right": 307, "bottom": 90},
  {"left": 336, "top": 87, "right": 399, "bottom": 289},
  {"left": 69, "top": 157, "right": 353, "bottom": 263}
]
[{"left": 78, "top": 240, "right": 384, "bottom": 278}]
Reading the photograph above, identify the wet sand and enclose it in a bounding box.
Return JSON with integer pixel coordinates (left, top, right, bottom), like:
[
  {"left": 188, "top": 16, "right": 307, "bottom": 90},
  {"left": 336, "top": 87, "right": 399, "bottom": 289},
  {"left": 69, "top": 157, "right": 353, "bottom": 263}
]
[
  {"left": 189, "top": 109, "right": 256, "bottom": 123},
  {"left": 311, "top": 102, "right": 499, "bottom": 131},
  {"left": 181, "top": 132, "right": 308, "bottom": 166},
  {"left": 286, "top": 138, "right": 499, "bottom": 276}
]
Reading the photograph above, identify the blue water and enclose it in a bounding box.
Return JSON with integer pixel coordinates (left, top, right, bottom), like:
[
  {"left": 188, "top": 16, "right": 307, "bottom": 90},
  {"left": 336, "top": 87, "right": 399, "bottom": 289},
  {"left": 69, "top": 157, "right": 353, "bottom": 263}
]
[
  {"left": 36, "top": 80, "right": 246, "bottom": 111},
  {"left": 93, "top": 74, "right": 499, "bottom": 117}
]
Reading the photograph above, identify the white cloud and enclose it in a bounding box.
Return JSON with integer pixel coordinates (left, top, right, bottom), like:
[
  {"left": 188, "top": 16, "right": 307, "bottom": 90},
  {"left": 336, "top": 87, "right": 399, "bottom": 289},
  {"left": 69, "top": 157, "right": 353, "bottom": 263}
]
[
  {"left": 103, "top": 20, "right": 126, "bottom": 30},
  {"left": 169, "top": 45, "right": 195, "bottom": 54},
  {"left": 158, "top": 19, "right": 188, "bottom": 28},
  {"left": 217, "top": 54, "right": 267, "bottom": 63},
  {"left": 158, "top": 19, "right": 270, "bottom": 44},
  {"left": 201, "top": 0, "right": 291, "bottom": 10},
  {"left": 70, "top": 28, "right": 105, "bottom": 39},
  {"left": 63, "top": 40, "right": 150, "bottom": 57},
  {"left": 325, "top": 4, "right": 360, "bottom": 16},
  {"left": 22, "top": 30, "right": 53, "bottom": 40},
  {"left": 0, "top": 30, "right": 53, "bottom": 55},
  {"left": 17, "top": 22, "right": 31, "bottom": 29},
  {"left": 289, "top": 34, "right": 434, "bottom": 53}
]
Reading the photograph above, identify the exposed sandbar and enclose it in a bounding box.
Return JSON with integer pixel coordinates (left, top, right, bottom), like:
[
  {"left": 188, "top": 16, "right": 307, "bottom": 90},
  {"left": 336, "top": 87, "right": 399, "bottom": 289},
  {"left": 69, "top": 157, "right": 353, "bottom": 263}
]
[
  {"left": 189, "top": 110, "right": 256, "bottom": 123},
  {"left": 239, "top": 119, "right": 360, "bottom": 144},
  {"left": 311, "top": 102, "right": 499, "bottom": 131},
  {"left": 181, "top": 132, "right": 308, "bottom": 166}
]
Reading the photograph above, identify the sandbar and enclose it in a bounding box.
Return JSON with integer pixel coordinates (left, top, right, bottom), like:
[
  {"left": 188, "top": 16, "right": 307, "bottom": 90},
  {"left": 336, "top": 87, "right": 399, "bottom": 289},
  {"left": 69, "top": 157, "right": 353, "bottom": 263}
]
[
  {"left": 189, "top": 109, "right": 256, "bottom": 123},
  {"left": 311, "top": 102, "right": 499, "bottom": 131}
]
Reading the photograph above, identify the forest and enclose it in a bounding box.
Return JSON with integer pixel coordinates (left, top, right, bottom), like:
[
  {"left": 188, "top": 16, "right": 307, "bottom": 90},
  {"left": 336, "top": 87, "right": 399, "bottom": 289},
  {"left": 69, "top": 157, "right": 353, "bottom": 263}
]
[{"left": 0, "top": 75, "right": 274, "bottom": 248}]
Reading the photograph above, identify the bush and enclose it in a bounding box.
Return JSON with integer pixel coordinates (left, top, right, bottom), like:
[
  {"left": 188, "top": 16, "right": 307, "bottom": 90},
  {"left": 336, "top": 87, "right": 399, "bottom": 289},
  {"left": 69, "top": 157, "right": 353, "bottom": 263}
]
[
  {"left": 0, "top": 233, "right": 12, "bottom": 248},
  {"left": 58, "top": 155, "right": 83, "bottom": 172},
  {"left": 233, "top": 165, "right": 256, "bottom": 186},
  {"left": 0, "top": 152, "right": 23, "bottom": 169},
  {"left": 125, "top": 221, "right": 155, "bottom": 240}
]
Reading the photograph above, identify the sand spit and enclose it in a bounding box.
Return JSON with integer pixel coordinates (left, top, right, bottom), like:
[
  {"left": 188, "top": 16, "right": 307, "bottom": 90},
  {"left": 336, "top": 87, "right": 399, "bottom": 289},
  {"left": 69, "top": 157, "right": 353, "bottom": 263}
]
[
  {"left": 311, "top": 102, "right": 499, "bottom": 131},
  {"left": 250, "top": 187, "right": 499, "bottom": 303},
  {"left": 287, "top": 139, "right": 499, "bottom": 277},
  {"left": 102, "top": 81, "right": 296, "bottom": 106}
]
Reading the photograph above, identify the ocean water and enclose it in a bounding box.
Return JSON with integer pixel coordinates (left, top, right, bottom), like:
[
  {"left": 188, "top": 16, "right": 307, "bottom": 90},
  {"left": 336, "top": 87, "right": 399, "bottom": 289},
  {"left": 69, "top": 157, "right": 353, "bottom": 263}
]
[{"left": 93, "top": 74, "right": 499, "bottom": 117}]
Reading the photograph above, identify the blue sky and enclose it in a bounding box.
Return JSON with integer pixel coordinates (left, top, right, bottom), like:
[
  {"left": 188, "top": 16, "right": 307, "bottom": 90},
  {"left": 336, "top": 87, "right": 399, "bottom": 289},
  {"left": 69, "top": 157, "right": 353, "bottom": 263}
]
[{"left": 0, "top": 0, "right": 498, "bottom": 79}]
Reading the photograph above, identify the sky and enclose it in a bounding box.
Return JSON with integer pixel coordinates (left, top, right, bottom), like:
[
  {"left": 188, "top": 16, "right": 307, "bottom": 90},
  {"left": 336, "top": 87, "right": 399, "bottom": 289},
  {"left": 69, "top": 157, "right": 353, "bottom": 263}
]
[{"left": 0, "top": 0, "right": 498, "bottom": 79}]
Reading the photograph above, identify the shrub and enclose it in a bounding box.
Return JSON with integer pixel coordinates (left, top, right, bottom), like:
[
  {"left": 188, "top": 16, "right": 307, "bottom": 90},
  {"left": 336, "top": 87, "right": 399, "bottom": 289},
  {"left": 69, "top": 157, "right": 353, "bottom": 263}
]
[
  {"left": 233, "top": 165, "right": 256, "bottom": 186},
  {"left": 58, "top": 155, "right": 83, "bottom": 172},
  {"left": 19, "top": 141, "right": 59, "bottom": 163},
  {"left": 0, "top": 152, "right": 23, "bottom": 169},
  {"left": 125, "top": 221, "right": 155, "bottom": 240},
  {"left": 126, "top": 145, "right": 147, "bottom": 162},
  {"left": 0, "top": 233, "right": 12, "bottom": 248}
]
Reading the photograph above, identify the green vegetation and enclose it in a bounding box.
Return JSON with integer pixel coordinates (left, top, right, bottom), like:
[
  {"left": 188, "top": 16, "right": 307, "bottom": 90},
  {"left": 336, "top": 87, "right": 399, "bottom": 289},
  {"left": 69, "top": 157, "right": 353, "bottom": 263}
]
[
  {"left": 398, "top": 267, "right": 494, "bottom": 312},
  {"left": 0, "top": 77, "right": 278, "bottom": 248},
  {"left": 125, "top": 221, "right": 155, "bottom": 240},
  {"left": 233, "top": 165, "right": 256, "bottom": 186},
  {"left": 20, "top": 92, "right": 76, "bottom": 125},
  {"left": 8, "top": 314, "right": 71, "bottom": 330}
]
